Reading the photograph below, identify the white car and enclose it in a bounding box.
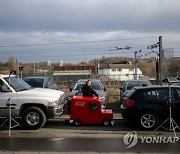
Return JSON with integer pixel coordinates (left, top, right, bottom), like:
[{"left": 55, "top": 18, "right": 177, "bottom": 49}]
[{"left": 0, "top": 74, "right": 65, "bottom": 129}]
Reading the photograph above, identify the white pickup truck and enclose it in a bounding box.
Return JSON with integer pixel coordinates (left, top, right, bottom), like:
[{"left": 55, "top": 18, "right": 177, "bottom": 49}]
[{"left": 0, "top": 74, "right": 65, "bottom": 130}]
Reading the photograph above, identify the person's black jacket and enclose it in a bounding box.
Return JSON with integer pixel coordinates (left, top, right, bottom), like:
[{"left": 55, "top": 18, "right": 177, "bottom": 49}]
[{"left": 81, "top": 85, "right": 98, "bottom": 97}]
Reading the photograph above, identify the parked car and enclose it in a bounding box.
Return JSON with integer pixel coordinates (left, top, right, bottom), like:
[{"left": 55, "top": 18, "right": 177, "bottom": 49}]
[
  {"left": 161, "top": 78, "right": 180, "bottom": 86},
  {"left": 120, "top": 80, "right": 152, "bottom": 96},
  {"left": 68, "top": 79, "right": 107, "bottom": 106},
  {"left": 0, "top": 74, "right": 65, "bottom": 129},
  {"left": 120, "top": 85, "right": 180, "bottom": 130},
  {"left": 23, "top": 76, "right": 58, "bottom": 90}
]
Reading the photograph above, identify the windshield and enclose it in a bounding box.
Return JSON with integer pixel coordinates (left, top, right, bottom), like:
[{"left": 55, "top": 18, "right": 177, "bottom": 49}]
[
  {"left": 4, "top": 76, "right": 31, "bottom": 92},
  {"left": 74, "top": 83, "right": 84, "bottom": 90},
  {"left": 126, "top": 81, "right": 151, "bottom": 90},
  {"left": 125, "top": 88, "right": 136, "bottom": 97},
  {"left": 23, "top": 78, "right": 44, "bottom": 88},
  {"left": 171, "top": 82, "right": 180, "bottom": 86},
  {"left": 74, "top": 81, "right": 103, "bottom": 90}
]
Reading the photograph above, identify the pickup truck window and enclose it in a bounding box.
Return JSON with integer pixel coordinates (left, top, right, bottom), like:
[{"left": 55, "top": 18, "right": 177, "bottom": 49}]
[
  {"left": 0, "top": 79, "right": 9, "bottom": 92},
  {"left": 4, "top": 76, "right": 31, "bottom": 92}
]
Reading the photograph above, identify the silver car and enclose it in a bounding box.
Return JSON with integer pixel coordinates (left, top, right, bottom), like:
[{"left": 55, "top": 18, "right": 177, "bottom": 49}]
[{"left": 68, "top": 79, "right": 107, "bottom": 106}]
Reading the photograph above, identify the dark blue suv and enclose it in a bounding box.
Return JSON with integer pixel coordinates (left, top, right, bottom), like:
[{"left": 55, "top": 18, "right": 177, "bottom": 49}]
[{"left": 120, "top": 85, "right": 180, "bottom": 130}]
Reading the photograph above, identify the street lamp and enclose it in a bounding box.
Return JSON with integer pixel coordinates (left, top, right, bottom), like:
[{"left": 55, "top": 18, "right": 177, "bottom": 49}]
[
  {"left": 16, "top": 42, "right": 20, "bottom": 76},
  {"left": 134, "top": 50, "right": 142, "bottom": 80},
  {"left": 19, "top": 66, "right": 24, "bottom": 79}
]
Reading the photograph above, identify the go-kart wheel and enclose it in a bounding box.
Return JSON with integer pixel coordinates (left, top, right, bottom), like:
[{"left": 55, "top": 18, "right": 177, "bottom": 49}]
[
  {"left": 74, "top": 119, "right": 81, "bottom": 126},
  {"left": 103, "top": 119, "right": 110, "bottom": 126}
]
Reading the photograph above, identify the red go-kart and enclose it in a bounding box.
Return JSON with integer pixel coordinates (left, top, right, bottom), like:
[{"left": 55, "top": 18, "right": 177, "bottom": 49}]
[{"left": 69, "top": 96, "right": 114, "bottom": 126}]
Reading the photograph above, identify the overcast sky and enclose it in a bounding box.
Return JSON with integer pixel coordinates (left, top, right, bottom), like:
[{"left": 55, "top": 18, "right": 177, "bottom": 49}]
[{"left": 0, "top": 0, "right": 180, "bottom": 63}]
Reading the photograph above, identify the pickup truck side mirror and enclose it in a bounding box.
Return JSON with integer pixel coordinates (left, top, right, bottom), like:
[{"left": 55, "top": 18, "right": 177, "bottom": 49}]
[{"left": 119, "top": 87, "right": 124, "bottom": 92}]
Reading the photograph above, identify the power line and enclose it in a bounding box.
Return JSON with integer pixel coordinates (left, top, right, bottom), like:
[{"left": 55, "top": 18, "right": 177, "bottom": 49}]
[
  {"left": 163, "top": 36, "right": 180, "bottom": 39},
  {"left": 0, "top": 36, "right": 157, "bottom": 48},
  {"left": 1, "top": 35, "right": 180, "bottom": 63},
  {"left": 0, "top": 50, "right": 153, "bottom": 62}
]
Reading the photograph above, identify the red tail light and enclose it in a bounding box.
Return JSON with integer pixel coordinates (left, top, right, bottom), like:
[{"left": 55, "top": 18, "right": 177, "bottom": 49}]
[{"left": 125, "top": 99, "right": 135, "bottom": 107}]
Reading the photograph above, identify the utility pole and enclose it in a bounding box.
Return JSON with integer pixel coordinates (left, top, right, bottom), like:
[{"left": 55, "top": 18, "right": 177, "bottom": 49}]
[
  {"left": 155, "top": 58, "right": 159, "bottom": 81},
  {"left": 134, "top": 50, "right": 141, "bottom": 80},
  {"left": 159, "top": 36, "right": 163, "bottom": 83},
  {"left": 34, "top": 61, "right": 36, "bottom": 76},
  {"left": 147, "top": 37, "right": 162, "bottom": 83},
  {"left": 134, "top": 51, "right": 138, "bottom": 80},
  {"left": 16, "top": 42, "right": 20, "bottom": 76}
]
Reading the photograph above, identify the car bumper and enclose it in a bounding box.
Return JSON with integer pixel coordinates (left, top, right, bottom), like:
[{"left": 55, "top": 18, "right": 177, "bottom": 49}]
[
  {"left": 120, "top": 104, "right": 138, "bottom": 121},
  {"left": 46, "top": 105, "right": 64, "bottom": 118},
  {"left": 100, "top": 97, "right": 106, "bottom": 105}
]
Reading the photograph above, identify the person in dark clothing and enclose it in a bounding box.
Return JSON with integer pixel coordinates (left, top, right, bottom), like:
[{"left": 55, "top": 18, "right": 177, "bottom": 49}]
[
  {"left": 67, "top": 80, "right": 98, "bottom": 114},
  {"left": 81, "top": 80, "right": 99, "bottom": 97}
]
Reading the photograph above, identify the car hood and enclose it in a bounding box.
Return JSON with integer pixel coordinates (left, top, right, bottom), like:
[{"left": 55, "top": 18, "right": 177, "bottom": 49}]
[{"left": 18, "top": 88, "right": 64, "bottom": 99}]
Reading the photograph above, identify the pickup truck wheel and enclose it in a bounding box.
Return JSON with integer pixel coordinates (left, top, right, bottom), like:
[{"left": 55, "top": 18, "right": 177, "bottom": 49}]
[{"left": 22, "top": 107, "right": 46, "bottom": 130}]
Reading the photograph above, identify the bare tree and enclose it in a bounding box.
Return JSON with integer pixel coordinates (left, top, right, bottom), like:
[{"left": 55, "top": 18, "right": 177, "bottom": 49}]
[{"left": 8, "top": 56, "right": 17, "bottom": 71}]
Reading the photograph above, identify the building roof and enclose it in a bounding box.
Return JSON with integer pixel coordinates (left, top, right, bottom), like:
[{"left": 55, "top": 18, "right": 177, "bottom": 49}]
[
  {"left": 99, "top": 63, "right": 134, "bottom": 69},
  {"left": 53, "top": 70, "right": 91, "bottom": 76},
  {"left": 54, "top": 65, "right": 96, "bottom": 74}
]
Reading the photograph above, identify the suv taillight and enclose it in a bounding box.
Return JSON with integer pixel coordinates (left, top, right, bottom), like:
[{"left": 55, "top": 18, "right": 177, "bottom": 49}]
[{"left": 125, "top": 99, "right": 135, "bottom": 107}]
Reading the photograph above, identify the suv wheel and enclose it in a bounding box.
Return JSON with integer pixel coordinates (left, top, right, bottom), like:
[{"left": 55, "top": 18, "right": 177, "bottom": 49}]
[
  {"left": 139, "top": 111, "right": 158, "bottom": 130},
  {"left": 22, "top": 106, "right": 46, "bottom": 130}
]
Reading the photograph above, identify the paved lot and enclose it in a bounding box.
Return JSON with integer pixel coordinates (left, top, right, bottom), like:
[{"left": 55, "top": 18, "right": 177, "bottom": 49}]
[{"left": 0, "top": 113, "right": 180, "bottom": 153}]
